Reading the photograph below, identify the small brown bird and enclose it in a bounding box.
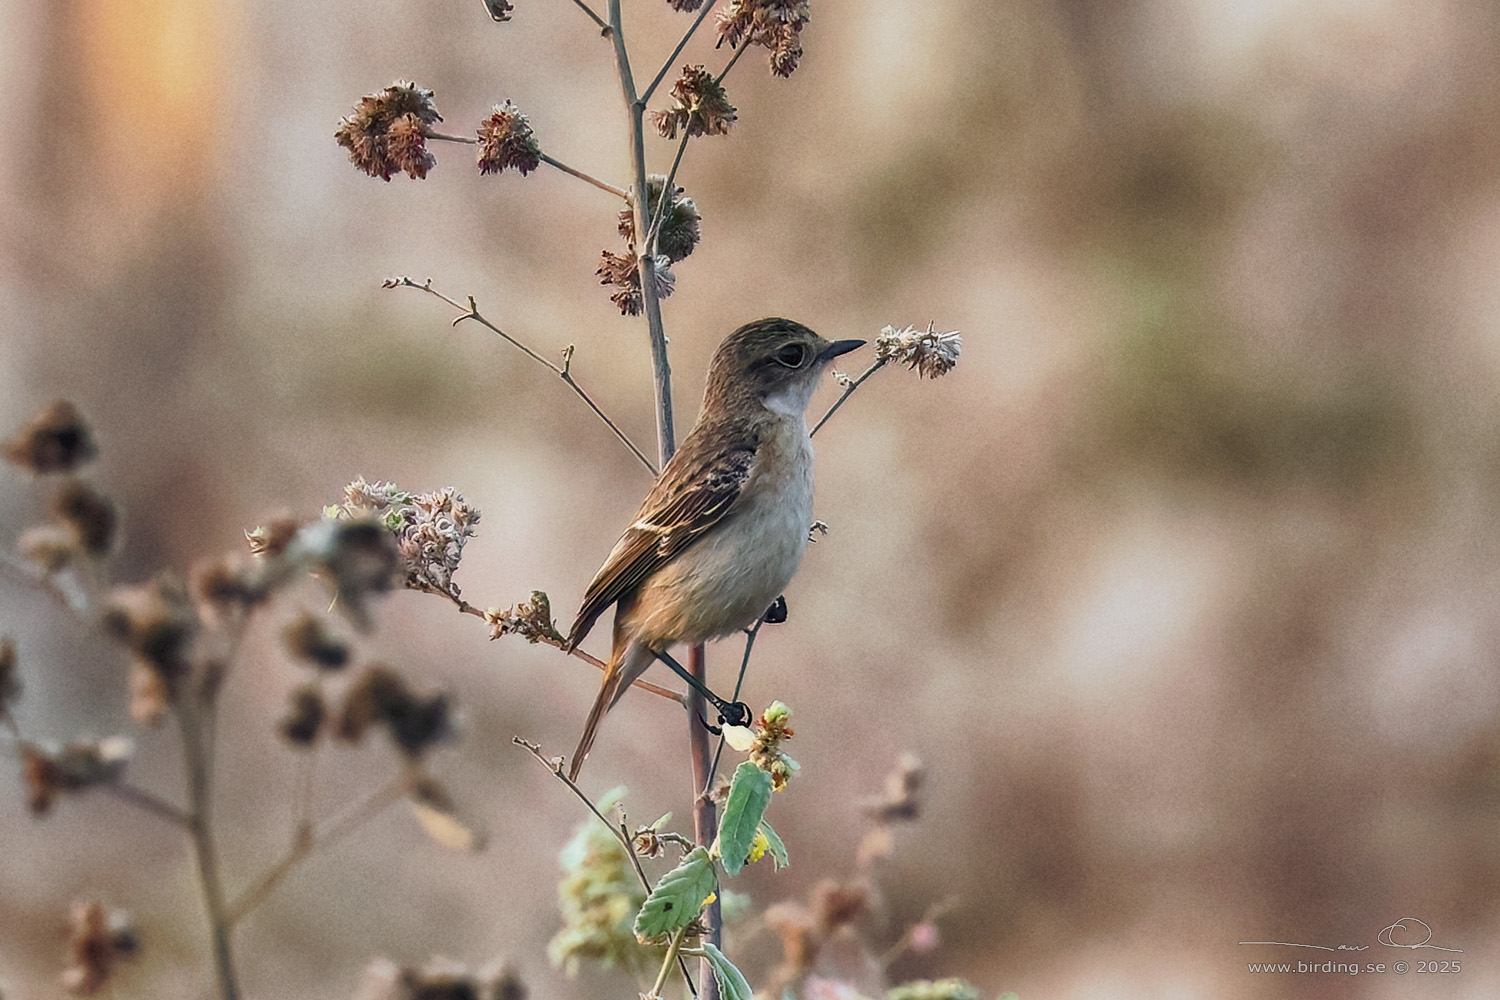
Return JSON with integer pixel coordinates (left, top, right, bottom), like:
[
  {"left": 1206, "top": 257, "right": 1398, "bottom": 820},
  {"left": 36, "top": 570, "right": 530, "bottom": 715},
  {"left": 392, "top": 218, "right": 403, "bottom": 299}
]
[{"left": 565, "top": 318, "right": 863, "bottom": 779}]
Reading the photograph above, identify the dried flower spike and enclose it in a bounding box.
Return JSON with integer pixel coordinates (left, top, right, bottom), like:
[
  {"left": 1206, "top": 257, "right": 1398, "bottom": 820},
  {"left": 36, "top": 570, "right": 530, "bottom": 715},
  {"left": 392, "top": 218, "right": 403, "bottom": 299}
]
[
  {"left": 477, "top": 101, "right": 542, "bottom": 176},
  {"left": 650, "top": 65, "right": 737, "bottom": 139},
  {"left": 1, "top": 400, "right": 97, "bottom": 474},
  {"left": 873, "top": 322, "right": 962, "bottom": 379},
  {"left": 335, "top": 81, "right": 443, "bottom": 181},
  {"left": 618, "top": 176, "right": 701, "bottom": 263}
]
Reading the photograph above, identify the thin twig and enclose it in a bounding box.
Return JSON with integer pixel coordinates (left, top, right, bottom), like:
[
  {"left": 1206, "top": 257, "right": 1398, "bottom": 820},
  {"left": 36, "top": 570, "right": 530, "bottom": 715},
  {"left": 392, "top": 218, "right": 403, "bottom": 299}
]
[
  {"left": 649, "top": 926, "right": 691, "bottom": 999},
  {"left": 425, "top": 131, "right": 628, "bottom": 198},
  {"left": 704, "top": 614, "right": 766, "bottom": 795},
  {"left": 715, "top": 37, "right": 751, "bottom": 85},
  {"left": 562, "top": 0, "right": 610, "bottom": 33},
  {"left": 514, "top": 739, "right": 698, "bottom": 996},
  {"left": 645, "top": 132, "right": 693, "bottom": 259},
  {"left": 226, "top": 772, "right": 409, "bottom": 925},
  {"left": 102, "top": 782, "right": 192, "bottom": 828},
  {"left": 810, "top": 359, "right": 887, "bottom": 437},
  {"left": 541, "top": 153, "right": 629, "bottom": 198},
  {"left": 609, "top": 0, "right": 678, "bottom": 463},
  {"left": 386, "top": 277, "right": 657, "bottom": 473},
  {"left": 878, "top": 896, "right": 959, "bottom": 968},
  {"left": 642, "top": 0, "right": 722, "bottom": 104},
  {"left": 174, "top": 698, "right": 241, "bottom": 1000}
]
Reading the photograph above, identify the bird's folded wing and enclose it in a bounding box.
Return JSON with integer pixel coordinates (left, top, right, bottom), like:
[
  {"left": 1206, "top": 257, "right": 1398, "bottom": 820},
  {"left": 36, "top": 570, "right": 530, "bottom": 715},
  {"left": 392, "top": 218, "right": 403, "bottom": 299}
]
[{"left": 566, "top": 445, "right": 757, "bottom": 648}]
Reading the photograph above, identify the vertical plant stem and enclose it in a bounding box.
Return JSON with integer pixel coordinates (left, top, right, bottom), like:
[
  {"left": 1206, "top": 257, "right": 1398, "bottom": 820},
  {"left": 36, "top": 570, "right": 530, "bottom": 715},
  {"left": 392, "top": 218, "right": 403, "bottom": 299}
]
[
  {"left": 175, "top": 697, "right": 241, "bottom": 1000},
  {"left": 609, "top": 0, "right": 677, "bottom": 461},
  {"left": 607, "top": 6, "right": 717, "bottom": 996},
  {"left": 687, "top": 643, "right": 724, "bottom": 971}
]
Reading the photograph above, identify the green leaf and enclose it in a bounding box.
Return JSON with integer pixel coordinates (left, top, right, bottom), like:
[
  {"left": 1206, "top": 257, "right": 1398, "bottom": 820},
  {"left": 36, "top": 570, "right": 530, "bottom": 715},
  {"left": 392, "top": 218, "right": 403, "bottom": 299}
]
[
  {"left": 632, "top": 846, "right": 715, "bottom": 940},
  {"left": 758, "top": 819, "right": 789, "bottom": 870},
  {"left": 716, "top": 761, "right": 773, "bottom": 876},
  {"left": 701, "top": 943, "right": 753, "bottom": 1000}
]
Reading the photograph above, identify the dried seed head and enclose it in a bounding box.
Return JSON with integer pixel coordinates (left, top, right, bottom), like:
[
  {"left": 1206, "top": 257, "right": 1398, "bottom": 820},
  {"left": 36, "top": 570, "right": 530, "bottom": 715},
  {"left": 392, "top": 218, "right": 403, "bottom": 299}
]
[
  {"left": 335, "top": 81, "right": 443, "bottom": 181},
  {"left": 190, "top": 556, "right": 263, "bottom": 614},
  {"left": 666, "top": 0, "right": 705, "bottom": 10},
  {"left": 477, "top": 101, "right": 542, "bottom": 176},
  {"left": 618, "top": 176, "right": 701, "bottom": 263},
  {"left": 873, "top": 322, "right": 962, "bottom": 379},
  {"left": 597, "top": 249, "right": 675, "bottom": 315},
  {"left": 482, "top": 0, "right": 515, "bottom": 20},
  {"left": 485, "top": 591, "right": 563, "bottom": 644},
  {"left": 128, "top": 658, "right": 171, "bottom": 726},
  {"left": 282, "top": 612, "right": 351, "bottom": 670},
  {"left": 245, "top": 517, "right": 300, "bottom": 558},
  {"left": 1, "top": 400, "right": 97, "bottom": 474},
  {"left": 650, "top": 66, "right": 736, "bottom": 139},
  {"left": 100, "top": 576, "right": 196, "bottom": 681},
  {"left": 336, "top": 664, "right": 454, "bottom": 759},
  {"left": 17, "top": 524, "right": 81, "bottom": 574},
  {"left": 52, "top": 480, "right": 118, "bottom": 558},
  {"left": 21, "top": 738, "right": 135, "bottom": 816},
  {"left": 862, "top": 751, "right": 924, "bottom": 823},
  {"left": 0, "top": 635, "right": 17, "bottom": 709},
  {"left": 62, "top": 901, "right": 136, "bottom": 996},
  {"left": 811, "top": 879, "right": 869, "bottom": 932},
  {"left": 716, "top": 0, "right": 811, "bottom": 77},
  {"left": 279, "top": 684, "right": 326, "bottom": 747}
]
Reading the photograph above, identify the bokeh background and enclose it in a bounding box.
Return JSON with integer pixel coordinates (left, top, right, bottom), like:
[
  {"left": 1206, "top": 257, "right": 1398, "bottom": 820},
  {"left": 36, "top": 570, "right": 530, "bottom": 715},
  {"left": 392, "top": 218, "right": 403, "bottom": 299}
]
[{"left": 4, "top": 0, "right": 1500, "bottom": 997}]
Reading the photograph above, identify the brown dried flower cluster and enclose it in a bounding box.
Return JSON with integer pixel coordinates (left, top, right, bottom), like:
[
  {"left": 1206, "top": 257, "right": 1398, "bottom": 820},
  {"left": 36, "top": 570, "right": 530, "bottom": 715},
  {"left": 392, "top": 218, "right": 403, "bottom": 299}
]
[
  {"left": 874, "top": 322, "right": 962, "bottom": 379},
  {"left": 861, "top": 751, "right": 923, "bottom": 823},
  {"left": 283, "top": 612, "right": 351, "bottom": 670},
  {"left": 62, "top": 900, "right": 138, "bottom": 996},
  {"left": 1, "top": 400, "right": 97, "bottom": 474},
  {"left": 335, "top": 81, "right": 443, "bottom": 181},
  {"left": 597, "top": 249, "right": 675, "bottom": 316},
  {"left": 335, "top": 663, "right": 455, "bottom": 760},
  {"left": 334, "top": 478, "right": 480, "bottom": 601},
  {"left": 485, "top": 590, "right": 564, "bottom": 644},
  {"left": 0, "top": 635, "right": 18, "bottom": 711},
  {"left": 762, "top": 878, "right": 870, "bottom": 996},
  {"left": 666, "top": 0, "right": 706, "bottom": 11},
  {"left": 477, "top": 100, "right": 542, "bottom": 176},
  {"left": 650, "top": 65, "right": 737, "bottom": 139},
  {"left": 21, "top": 737, "right": 135, "bottom": 816},
  {"left": 717, "top": 0, "right": 811, "bottom": 78},
  {"left": 618, "top": 175, "right": 702, "bottom": 263},
  {"left": 101, "top": 575, "right": 198, "bottom": 725},
  {"left": 355, "top": 956, "right": 525, "bottom": 1000},
  {"left": 481, "top": 0, "right": 516, "bottom": 20},
  {"left": 600, "top": 176, "right": 701, "bottom": 314}
]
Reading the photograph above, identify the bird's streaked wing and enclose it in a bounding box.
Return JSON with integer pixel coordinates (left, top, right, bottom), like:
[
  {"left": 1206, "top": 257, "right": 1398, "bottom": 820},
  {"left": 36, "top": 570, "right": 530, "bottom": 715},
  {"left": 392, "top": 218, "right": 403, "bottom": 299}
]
[{"left": 566, "top": 444, "right": 756, "bottom": 648}]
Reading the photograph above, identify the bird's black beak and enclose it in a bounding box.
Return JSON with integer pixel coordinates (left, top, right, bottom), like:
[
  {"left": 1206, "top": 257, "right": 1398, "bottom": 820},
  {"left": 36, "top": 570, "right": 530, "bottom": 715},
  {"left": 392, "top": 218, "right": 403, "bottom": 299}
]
[{"left": 818, "top": 339, "right": 865, "bottom": 363}]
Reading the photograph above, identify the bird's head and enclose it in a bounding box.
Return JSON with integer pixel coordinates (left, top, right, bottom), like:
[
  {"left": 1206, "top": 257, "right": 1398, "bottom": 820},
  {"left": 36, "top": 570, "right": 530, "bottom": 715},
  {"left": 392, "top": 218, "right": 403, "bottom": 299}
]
[{"left": 702, "top": 318, "right": 864, "bottom": 420}]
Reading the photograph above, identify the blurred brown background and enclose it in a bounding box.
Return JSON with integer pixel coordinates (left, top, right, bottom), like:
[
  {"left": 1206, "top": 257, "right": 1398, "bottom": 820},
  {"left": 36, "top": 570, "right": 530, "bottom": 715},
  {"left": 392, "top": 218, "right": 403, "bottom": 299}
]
[{"left": 4, "top": 0, "right": 1500, "bottom": 997}]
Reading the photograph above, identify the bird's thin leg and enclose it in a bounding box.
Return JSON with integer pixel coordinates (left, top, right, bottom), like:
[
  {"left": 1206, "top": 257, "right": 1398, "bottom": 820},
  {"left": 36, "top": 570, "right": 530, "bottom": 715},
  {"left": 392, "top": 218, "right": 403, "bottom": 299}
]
[{"left": 651, "top": 649, "right": 753, "bottom": 728}]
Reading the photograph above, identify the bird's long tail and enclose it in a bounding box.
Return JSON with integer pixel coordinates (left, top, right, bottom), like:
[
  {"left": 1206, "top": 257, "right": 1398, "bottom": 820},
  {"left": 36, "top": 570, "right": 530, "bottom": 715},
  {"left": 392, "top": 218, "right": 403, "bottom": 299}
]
[{"left": 570, "top": 641, "right": 656, "bottom": 781}]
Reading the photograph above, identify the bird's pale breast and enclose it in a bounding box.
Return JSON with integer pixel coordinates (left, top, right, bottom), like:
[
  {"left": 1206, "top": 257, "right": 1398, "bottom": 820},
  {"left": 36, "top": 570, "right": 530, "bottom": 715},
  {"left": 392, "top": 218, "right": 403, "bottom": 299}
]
[{"left": 626, "top": 415, "right": 813, "bottom": 647}]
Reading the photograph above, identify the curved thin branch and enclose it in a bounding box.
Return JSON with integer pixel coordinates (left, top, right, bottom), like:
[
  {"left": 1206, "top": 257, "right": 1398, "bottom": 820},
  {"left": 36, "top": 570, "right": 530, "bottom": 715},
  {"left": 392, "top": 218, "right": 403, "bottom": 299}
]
[
  {"left": 426, "top": 131, "right": 627, "bottom": 198},
  {"left": 385, "top": 277, "right": 657, "bottom": 474},
  {"left": 810, "top": 359, "right": 887, "bottom": 437},
  {"left": 643, "top": 0, "right": 722, "bottom": 104}
]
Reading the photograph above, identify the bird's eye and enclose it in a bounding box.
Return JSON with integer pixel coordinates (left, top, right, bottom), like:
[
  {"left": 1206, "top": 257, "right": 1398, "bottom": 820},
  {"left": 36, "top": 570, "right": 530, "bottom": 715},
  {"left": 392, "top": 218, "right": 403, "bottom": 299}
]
[{"left": 774, "top": 343, "right": 807, "bottom": 368}]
